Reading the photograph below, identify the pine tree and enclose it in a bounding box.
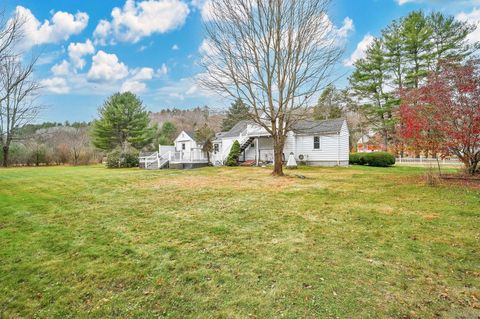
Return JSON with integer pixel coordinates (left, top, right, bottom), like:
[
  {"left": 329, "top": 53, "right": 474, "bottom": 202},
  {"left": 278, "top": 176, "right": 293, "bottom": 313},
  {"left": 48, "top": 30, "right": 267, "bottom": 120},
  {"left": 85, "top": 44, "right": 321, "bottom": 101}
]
[
  {"left": 402, "top": 11, "right": 433, "bottom": 88},
  {"left": 92, "top": 92, "right": 154, "bottom": 152},
  {"left": 428, "top": 12, "right": 477, "bottom": 72},
  {"left": 313, "top": 85, "right": 344, "bottom": 120},
  {"left": 221, "top": 98, "right": 250, "bottom": 131},
  {"left": 349, "top": 39, "right": 396, "bottom": 150},
  {"left": 349, "top": 10, "right": 479, "bottom": 153},
  {"left": 154, "top": 121, "right": 177, "bottom": 146},
  {"left": 383, "top": 19, "right": 405, "bottom": 91}
]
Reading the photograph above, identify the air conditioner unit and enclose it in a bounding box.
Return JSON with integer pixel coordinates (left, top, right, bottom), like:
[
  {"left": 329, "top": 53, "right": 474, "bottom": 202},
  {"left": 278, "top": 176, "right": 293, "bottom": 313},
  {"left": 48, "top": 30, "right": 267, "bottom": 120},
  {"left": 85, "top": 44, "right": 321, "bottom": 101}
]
[{"left": 298, "top": 154, "right": 305, "bottom": 160}]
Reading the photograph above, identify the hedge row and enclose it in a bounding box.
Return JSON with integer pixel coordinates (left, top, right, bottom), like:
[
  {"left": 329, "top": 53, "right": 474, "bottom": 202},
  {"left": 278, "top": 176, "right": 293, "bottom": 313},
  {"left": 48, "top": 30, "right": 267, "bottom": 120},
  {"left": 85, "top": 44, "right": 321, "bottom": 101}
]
[{"left": 349, "top": 152, "right": 395, "bottom": 167}]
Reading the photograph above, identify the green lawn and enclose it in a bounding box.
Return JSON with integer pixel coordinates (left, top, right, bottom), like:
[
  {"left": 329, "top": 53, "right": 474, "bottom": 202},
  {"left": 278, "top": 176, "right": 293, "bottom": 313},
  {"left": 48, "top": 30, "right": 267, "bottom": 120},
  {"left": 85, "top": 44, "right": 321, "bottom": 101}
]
[{"left": 0, "top": 165, "right": 479, "bottom": 318}]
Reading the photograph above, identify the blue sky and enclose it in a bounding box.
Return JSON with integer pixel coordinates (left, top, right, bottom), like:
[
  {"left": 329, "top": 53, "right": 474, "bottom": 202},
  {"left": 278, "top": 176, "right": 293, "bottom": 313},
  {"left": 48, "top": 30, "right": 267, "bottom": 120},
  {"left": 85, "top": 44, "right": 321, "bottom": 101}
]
[{"left": 4, "top": 0, "right": 480, "bottom": 122}]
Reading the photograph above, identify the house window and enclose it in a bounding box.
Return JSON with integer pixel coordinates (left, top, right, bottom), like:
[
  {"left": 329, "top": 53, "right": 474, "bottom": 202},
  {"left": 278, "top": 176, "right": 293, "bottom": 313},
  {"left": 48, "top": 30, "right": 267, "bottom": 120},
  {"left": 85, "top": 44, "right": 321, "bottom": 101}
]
[
  {"left": 182, "top": 143, "right": 186, "bottom": 150},
  {"left": 313, "top": 136, "right": 321, "bottom": 150},
  {"left": 214, "top": 144, "right": 219, "bottom": 152},
  {"left": 250, "top": 143, "right": 255, "bottom": 148}
]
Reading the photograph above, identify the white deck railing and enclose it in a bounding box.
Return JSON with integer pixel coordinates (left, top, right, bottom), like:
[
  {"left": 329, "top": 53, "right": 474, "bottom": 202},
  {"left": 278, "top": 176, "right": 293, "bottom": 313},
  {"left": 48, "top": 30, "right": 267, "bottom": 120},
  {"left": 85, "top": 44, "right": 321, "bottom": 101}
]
[
  {"left": 170, "top": 149, "right": 208, "bottom": 163},
  {"left": 246, "top": 124, "right": 270, "bottom": 137},
  {"left": 139, "top": 152, "right": 160, "bottom": 169},
  {"left": 140, "top": 149, "right": 209, "bottom": 167}
]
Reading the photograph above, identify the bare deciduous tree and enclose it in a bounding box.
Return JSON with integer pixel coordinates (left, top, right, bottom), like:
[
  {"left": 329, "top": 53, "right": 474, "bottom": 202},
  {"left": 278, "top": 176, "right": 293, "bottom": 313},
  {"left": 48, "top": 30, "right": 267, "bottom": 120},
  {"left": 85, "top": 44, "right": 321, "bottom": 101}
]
[
  {"left": 68, "top": 127, "right": 90, "bottom": 165},
  {"left": 0, "top": 11, "right": 41, "bottom": 167},
  {"left": 0, "top": 9, "right": 22, "bottom": 64},
  {"left": 201, "top": 0, "right": 343, "bottom": 175}
]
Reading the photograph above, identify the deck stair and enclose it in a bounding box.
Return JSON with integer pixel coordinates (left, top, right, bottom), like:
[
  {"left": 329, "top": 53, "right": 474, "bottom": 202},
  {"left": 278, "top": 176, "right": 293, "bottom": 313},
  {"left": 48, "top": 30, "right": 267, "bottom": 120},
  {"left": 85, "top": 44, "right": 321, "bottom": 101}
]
[
  {"left": 140, "top": 152, "right": 170, "bottom": 170},
  {"left": 239, "top": 137, "right": 255, "bottom": 152}
]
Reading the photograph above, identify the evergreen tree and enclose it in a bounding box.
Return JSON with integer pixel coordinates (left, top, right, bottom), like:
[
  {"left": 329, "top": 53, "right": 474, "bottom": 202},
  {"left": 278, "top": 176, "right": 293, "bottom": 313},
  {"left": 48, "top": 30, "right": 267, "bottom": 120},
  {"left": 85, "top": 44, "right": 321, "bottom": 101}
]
[
  {"left": 92, "top": 92, "right": 154, "bottom": 152},
  {"left": 401, "top": 11, "right": 434, "bottom": 88},
  {"left": 225, "top": 140, "right": 241, "bottom": 166},
  {"left": 221, "top": 98, "right": 250, "bottom": 131},
  {"left": 383, "top": 20, "right": 405, "bottom": 91},
  {"left": 349, "top": 39, "right": 396, "bottom": 150},
  {"left": 154, "top": 121, "right": 177, "bottom": 146},
  {"left": 428, "top": 12, "right": 478, "bottom": 72},
  {"left": 349, "top": 10, "right": 479, "bottom": 153},
  {"left": 313, "top": 85, "right": 344, "bottom": 120}
]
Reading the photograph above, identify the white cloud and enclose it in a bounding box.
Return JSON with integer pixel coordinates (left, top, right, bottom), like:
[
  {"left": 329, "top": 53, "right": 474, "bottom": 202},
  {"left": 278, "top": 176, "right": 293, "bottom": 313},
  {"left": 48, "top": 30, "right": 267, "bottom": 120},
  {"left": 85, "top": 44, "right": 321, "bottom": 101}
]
[
  {"left": 200, "top": 0, "right": 215, "bottom": 21},
  {"left": 131, "top": 67, "right": 155, "bottom": 80},
  {"left": 198, "top": 0, "right": 256, "bottom": 22},
  {"left": 198, "top": 39, "right": 217, "bottom": 56},
  {"left": 172, "top": 44, "right": 180, "bottom": 50},
  {"left": 456, "top": 8, "right": 480, "bottom": 44},
  {"left": 51, "top": 60, "right": 70, "bottom": 76},
  {"left": 40, "top": 77, "right": 70, "bottom": 94},
  {"left": 157, "top": 63, "right": 169, "bottom": 76},
  {"left": 37, "top": 49, "right": 65, "bottom": 66},
  {"left": 152, "top": 72, "right": 221, "bottom": 106},
  {"left": 46, "top": 51, "right": 161, "bottom": 95},
  {"left": 337, "top": 17, "right": 355, "bottom": 38},
  {"left": 397, "top": 0, "right": 415, "bottom": 4},
  {"left": 121, "top": 65, "right": 167, "bottom": 93},
  {"left": 94, "top": 0, "right": 190, "bottom": 44},
  {"left": 68, "top": 39, "right": 95, "bottom": 69},
  {"left": 320, "top": 14, "right": 354, "bottom": 45},
  {"left": 93, "top": 20, "right": 112, "bottom": 45},
  {"left": 87, "top": 50, "right": 129, "bottom": 82},
  {"left": 121, "top": 80, "right": 148, "bottom": 93},
  {"left": 14, "top": 6, "right": 88, "bottom": 49},
  {"left": 344, "top": 34, "right": 375, "bottom": 67}
]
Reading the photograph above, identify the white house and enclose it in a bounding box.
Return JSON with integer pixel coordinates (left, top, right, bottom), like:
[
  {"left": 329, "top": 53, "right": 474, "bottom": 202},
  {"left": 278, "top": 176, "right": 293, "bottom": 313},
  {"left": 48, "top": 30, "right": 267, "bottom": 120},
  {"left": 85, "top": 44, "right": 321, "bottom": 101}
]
[
  {"left": 211, "top": 118, "right": 349, "bottom": 166},
  {"left": 140, "top": 118, "right": 349, "bottom": 169}
]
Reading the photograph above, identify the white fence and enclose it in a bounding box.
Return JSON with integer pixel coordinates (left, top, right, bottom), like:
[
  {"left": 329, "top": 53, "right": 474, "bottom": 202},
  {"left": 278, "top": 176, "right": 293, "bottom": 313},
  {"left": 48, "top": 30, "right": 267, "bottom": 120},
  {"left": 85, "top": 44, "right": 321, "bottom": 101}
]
[{"left": 396, "top": 157, "right": 462, "bottom": 166}]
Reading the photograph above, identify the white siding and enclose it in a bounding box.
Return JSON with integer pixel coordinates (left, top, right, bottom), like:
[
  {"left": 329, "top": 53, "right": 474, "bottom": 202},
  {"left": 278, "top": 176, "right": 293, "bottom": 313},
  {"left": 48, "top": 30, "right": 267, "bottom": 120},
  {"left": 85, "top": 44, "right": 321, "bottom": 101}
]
[
  {"left": 174, "top": 131, "right": 198, "bottom": 159},
  {"left": 284, "top": 132, "right": 296, "bottom": 156},
  {"left": 339, "top": 121, "right": 350, "bottom": 161},
  {"left": 212, "top": 137, "right": 235, "bottom": 164},
  {"left": 243, "top": 137, "right": 273, "bottom": 161},
  {"left": 293, "top": 120, "right": 349, "bottom": 165}
]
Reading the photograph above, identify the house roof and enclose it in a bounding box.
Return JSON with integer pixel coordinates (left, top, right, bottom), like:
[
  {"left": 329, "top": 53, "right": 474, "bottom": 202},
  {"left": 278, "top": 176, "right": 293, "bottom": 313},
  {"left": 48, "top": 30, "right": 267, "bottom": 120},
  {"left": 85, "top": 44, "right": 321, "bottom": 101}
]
[
  {"left": 220, "top": 118, "right": 345, "bottom": 138},
  {"left": 292, "top": 118, "right": 345, "bottom": 135},
  {"left": 213, "top": 131, "right": 227, "bottom": 141},
  {"left": 183, "top": 131, "right": 198, "bottom": 142},
  {"left": 220, "top": 120, "right": 255, "bottom": 138}
]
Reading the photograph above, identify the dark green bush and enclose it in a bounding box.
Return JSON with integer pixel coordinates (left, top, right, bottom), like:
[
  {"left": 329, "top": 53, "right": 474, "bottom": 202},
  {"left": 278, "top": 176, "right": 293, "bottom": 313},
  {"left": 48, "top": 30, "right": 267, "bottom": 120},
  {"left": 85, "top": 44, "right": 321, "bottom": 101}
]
[
  {"left": 365, "top": 152, "right": 395, "bottom": 167},
  {"left": 106, "top": 148, "right": 139, "bottom": 168},
  {"left": 350, "top": 152, "right": 395, "bottom": 167},
  {"left": 225, "top": 140, "right": 241, "bottom": 166},
  {"left": 349, "top": 153, "right": 361, "bottom": 165},
  {"left": 349, "top": 153, "right": 367, "bottom": 165}
]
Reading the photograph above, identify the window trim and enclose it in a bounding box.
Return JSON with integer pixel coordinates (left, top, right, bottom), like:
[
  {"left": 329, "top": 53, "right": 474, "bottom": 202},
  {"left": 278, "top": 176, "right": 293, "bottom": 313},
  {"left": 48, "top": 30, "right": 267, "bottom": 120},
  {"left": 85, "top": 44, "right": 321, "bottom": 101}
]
[{"left": 313, "top": 136, "right": 321, "bottom": 150}]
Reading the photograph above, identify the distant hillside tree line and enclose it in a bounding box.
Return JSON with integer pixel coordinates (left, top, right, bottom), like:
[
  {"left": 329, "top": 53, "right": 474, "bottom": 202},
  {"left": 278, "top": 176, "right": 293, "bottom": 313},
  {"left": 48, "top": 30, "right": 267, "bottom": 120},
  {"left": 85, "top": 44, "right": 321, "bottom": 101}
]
[{"left": 0, "top": 124, "right": 102, "bottom": 166}]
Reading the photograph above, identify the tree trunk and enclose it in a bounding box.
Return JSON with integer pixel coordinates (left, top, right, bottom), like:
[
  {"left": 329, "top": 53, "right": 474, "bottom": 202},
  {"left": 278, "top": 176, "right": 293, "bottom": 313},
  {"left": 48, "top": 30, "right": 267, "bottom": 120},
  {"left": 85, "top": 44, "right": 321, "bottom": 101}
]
[
  {"left": 272, "top": 137, "right": 285, "bottom": 176},
  {"left": 383, "top": 130, "right": 389, "bottom": 152},
  {"left": 2, "top": 145, "right": 9, "bottom": 167},
  {"left": 468, "top": 159, "right": 479, "bottom": 175}
]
